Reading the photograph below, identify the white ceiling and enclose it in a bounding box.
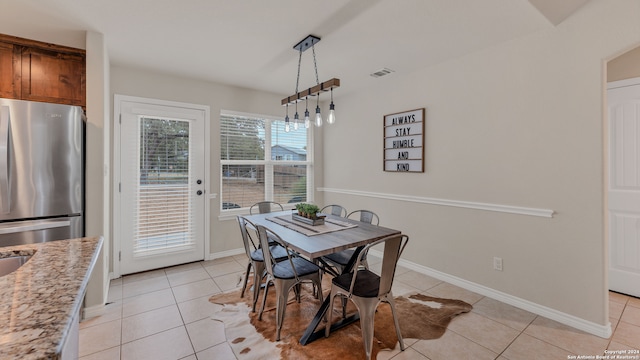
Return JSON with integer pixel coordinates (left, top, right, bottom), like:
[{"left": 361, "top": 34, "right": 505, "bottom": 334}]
[{"left": 0, "top": 0, "right": 590, "bottom": 99}]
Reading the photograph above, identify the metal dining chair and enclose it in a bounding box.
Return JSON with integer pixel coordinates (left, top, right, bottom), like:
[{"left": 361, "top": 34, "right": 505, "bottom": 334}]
[
  {"left": 249, "top": 201, "right": 285, "bottom": 246},
  {"left": 320, "top": 204, "right": 347, "bottom": 218},
  {"left": 325, "top": 234, "right": 409, "bottom": 360},
  {"left": 256, "top": 224, "right": 323, "bottom": 341},
  {"left": 237, "top": 216, "right": 289, "bottom": 312},
  {"left": 321, "top": 209, "right": 379, "bottom": 275},
  {"left": 347, "top": 210, "right": 379, "bottom": 226},
  {"left": 249, "top": 201, "right": 284, "bottom": 214},
  {"left": 320, "top": 209, "right": 379, "bottom": 318}
]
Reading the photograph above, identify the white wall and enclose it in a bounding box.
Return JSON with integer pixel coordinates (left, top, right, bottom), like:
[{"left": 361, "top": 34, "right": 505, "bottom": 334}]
[
  {"left": 320, "top": 0, "right": 640, "bottom": 329},
  {"left": 83, "top": 31, "right": 110, "bottom": 315}
]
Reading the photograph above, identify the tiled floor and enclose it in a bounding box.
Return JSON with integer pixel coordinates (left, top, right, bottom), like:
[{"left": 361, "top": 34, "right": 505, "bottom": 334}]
[{"left": 78, "top": 254, "right": 640, "bottom": 360}]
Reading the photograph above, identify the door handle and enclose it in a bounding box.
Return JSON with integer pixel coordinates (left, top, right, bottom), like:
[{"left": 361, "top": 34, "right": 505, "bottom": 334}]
[
  {"left": 196, "top": 190, "right": 203, "bottom": 196},
  {"left": 0, "top": 219, "right": 71, "bottom": 235},
  {"left": 0, "top": 106, "right": 10, "bottom": 215}
]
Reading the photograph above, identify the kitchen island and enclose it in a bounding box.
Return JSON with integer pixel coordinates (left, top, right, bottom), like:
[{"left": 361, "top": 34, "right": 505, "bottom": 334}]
[{"left": 0, "top": 236, "right": 103, "bottom": 359}]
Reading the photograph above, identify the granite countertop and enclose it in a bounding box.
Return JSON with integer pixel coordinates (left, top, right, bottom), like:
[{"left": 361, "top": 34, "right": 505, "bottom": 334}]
[{"left": 0, "top": 237, "right": 103, "bottom": 359}]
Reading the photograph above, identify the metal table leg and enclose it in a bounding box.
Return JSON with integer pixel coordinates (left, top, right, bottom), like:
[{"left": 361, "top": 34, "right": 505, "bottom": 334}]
[{"left": 299, "top": 246, "right": 364, "bottom": 345}]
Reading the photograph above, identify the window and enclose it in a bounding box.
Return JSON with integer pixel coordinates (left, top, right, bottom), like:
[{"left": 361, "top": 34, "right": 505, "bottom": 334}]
[{"left": 220, "top": 111, "right": 312, "bottom": 211}]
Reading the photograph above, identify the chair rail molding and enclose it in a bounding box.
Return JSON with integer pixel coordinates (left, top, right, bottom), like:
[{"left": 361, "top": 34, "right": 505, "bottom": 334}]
[{"left": 318, "top": 188, "right": 554, "bottom": 218}]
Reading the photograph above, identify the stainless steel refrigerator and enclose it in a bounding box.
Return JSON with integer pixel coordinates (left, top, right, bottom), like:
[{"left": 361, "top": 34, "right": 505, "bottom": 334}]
[{"left": 0, "top": 98, "right": 84, "bottom": 247}]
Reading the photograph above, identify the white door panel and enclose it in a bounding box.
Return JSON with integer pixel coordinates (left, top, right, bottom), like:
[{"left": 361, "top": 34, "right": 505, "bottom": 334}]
[{"left": 116, "top": 98, "right": 207, "bottom": 275}]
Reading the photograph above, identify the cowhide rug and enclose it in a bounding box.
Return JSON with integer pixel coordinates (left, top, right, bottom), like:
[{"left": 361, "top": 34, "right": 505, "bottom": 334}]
[{"left": 209, "top": 277, "right": 472, "bottom": 360}]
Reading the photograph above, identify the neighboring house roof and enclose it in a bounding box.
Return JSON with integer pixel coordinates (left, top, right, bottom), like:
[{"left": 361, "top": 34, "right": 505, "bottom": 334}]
[{"left": 272, "top": 145, "right": 306, "bottom": 156}]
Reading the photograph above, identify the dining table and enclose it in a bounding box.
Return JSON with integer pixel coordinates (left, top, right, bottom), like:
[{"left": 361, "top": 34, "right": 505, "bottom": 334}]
[{"left": 244, "top": 210, "right": 402, "bottom": 345}]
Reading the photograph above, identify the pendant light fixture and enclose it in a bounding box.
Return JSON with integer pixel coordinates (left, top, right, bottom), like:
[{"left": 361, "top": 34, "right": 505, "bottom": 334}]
[
  {"left": 282, "top": 34, "right": 339, "bottom": 131},
  {"left": 327, "top": 88, "right": 336, "bottom": 124},
  {"left": 304, "top": 97, "right": 310, "bottom": 128}
]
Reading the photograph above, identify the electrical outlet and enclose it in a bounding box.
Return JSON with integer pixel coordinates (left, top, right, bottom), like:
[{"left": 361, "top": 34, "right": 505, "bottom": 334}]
[{"left": 493, "top": 257, "right": 503, "bottom": 271}]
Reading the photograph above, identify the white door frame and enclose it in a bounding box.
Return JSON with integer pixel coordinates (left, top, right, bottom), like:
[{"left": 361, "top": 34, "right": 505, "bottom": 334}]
[
  {"left": 113, "top": 94, "right": 210, "bottom": 278},
  {"left": 607, "top": 76, "right": 640, "bottom": 297}
]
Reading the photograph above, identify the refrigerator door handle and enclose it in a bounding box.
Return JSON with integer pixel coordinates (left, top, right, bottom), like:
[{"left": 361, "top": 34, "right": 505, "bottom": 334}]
[
  {"left": 0, "top": 106, "right": 10, "bottom": 214},
  {"left": 0, "top": 219, "right": 72, "bottom": 235}
]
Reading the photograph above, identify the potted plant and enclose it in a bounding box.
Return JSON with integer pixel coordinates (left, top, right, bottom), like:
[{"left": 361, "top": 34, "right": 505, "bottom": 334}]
[
  {"left": 305, "top": 204, "right": 320, "bottom": 219},
  {"left": 294, "top": 203, "right": 323, "bottom": 221},
  {"left": 292, "top": 203, "right": 324, "bottom": 225},
  {"left": 295, "top": 203, "right": 304, "bottom": 216}
]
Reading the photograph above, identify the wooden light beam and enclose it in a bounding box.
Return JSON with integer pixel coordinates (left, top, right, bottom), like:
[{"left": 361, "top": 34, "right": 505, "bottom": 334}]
[{"left": 281, "top": 78, "right": 340, "bottom": 106}]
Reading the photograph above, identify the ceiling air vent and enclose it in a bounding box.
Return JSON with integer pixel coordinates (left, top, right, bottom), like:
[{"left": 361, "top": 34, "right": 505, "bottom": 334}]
[{"left": 370, "top": 68, "right": 394, "bottom": 78}]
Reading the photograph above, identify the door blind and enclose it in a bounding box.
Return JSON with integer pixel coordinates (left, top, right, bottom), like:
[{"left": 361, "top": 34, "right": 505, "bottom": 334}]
[{"left": 133, "top": 116, "right": 195, "bottom": 256}]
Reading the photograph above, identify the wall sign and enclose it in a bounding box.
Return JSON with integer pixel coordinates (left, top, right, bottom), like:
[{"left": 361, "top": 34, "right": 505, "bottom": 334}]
[{"left": 383, "top": 108, "right": 425, "bottom": 172}]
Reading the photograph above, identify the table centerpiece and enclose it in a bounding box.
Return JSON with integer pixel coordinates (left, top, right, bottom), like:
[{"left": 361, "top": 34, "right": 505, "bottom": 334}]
[{"left": 293, "top": 203, "right": 325, "bottom": 226}]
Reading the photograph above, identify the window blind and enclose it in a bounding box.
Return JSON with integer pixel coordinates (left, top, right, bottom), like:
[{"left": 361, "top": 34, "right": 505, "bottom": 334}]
[{"left": 220, "top": 112, "right": 310, "bottom": 209}]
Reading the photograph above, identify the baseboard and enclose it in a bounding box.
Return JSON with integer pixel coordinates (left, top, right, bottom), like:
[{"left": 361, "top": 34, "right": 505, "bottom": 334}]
[
  {"left": 82, "top": 273, "right": 111, "bottom": 321},
  {"left": 82, "top": 303, "right": 105, "bottom": 320},
  {"left": 368, "top": 249, "right": 612, "bottom": 339},
  {"left": 208, "top": 248, "right": 245, "bottom": 261}
]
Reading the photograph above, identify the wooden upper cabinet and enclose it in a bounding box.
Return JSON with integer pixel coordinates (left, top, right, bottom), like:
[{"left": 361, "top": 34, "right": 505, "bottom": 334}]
[
  {"left": 0, "top": 41, "right": 20, "bottom": 99},
  {"left": 0, "top": 34, "right": 85, "bottom": 107},
  {"left": 20, "top": 46, "right": 85, "bottom": 106}
]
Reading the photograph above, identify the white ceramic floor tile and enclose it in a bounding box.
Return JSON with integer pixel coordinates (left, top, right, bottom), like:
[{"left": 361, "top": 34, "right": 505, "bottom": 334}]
[
  {"left": 502, "top": 333, "right": 574, "bottom": 360},
  {"left": 610, "top": 300, "right": 626, "bottom": 320},
  {"left": 195, "top": 342, "right": 238, "bottom": 360},
  {"left": 78, "top": 346, "right": 120, "bottom": 360},
  {"left": 471, "top": 296, "right": 536, "bottom": 332},
  {"left": 213, "top": 271, "right": 244, "bottom": 292},
  {"left": 177, "top": 294, "right": 224, "bottom": 324},
  {"left": 122, "top": 276, "right": 171, "bottom": 299},
  {"left": 122, "top": 288, "right": 177, "bottom": 318},
  {"left": 378, "top": 346, "right": 428, "bottom": 360},
  {"left": 121, "top": 304, "right": 184, "bottom": 343},
  {"left": 395, "top": 271, "right": 442, "bottom": 292},
  {"left": 621, "top": 305, "right": 640, "bottom": 327},
  {"left": 424, "top": 282, "right": 484, "bottom": 305},
  {"left": 392, "top": 281, "right": 423, "bottom": 297},
  {"left": 164, "top": 261, "right": 205, "bottom": 275},
  {"left": 202, "top": 257, "right": 239, "bottom": 267},
  {"left": 122, "top": 268, "right": 167, "bottom": 284},
  {"left": 609, "top": 291, "right": 630, "bottom": 305},
  {"left": 172, "top": 278, "right": 221, "bottom": 303},
  {"left": 120, "top": 326, "right": 194, "bottom": 360},
  {"left": 167, "top": 267, "right": 212, "bottom": 287},
  {"left": 185, "top": 317, "right": 227, "bottom": 352},
  {"left": 204, "top": 260, "right": 245, "bottom": 277},
  {"left": 628, "top": 296, "right": 640, "bottom": 309},
  {"left": 78, "top": 319, "right": 122, "bottom": 358},
  {"left": 448, "top": 311, "right": 520, "bottom": 354},
  {"left": 232, "top": 253, "right": 249, "bottom": 263},
  {"left": 608, "top": 340, "right": 640, "bottom": 351},
  {"left": 411, "top": 330, "right": 498, "bottom": 360},
  {"left": 524, "top": 316, "right": 609, "bottom": 356},
  {"left": 611, "top": 321, "right": 640, "bottom": 349}
]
